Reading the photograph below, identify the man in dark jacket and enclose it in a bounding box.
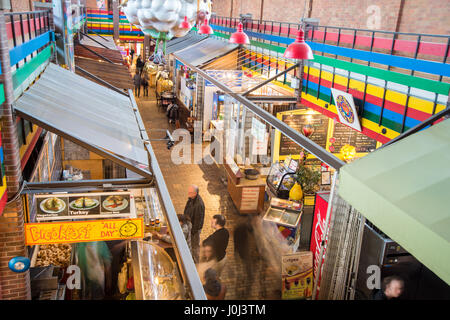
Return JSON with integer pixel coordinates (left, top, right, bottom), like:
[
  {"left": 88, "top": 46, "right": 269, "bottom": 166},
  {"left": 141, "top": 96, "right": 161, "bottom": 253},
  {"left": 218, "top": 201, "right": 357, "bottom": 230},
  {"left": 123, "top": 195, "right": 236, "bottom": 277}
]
[
  {"left": 136, "top": 55, "right": 144, "bottom": 75},
  {"left": 372, "top": 276, "right": 404, "bottom": 300},
  {"left": 184, "top": 185, "right": 205, "bottom": 263},
  {"left": 203, "top": 215, "right": 229, "bottom": 262}
]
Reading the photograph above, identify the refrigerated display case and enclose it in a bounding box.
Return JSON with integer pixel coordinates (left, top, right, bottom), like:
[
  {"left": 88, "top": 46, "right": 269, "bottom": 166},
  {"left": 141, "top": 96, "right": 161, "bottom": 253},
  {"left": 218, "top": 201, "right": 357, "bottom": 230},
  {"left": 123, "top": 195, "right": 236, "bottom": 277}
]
[
  {"left": 131, "top": 240, "right": 185, "bottom": 300},
  {"left": 263, "top": 198, "right": 303, "bottom": 250},
  {"left": 266, "top": 159, "right": 298, "bottom": 199}
]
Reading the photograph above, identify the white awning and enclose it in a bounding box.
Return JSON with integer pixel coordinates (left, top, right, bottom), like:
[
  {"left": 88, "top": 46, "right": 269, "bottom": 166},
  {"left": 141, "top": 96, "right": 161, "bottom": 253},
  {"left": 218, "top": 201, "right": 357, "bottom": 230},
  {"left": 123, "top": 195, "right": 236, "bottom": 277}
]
[{"left": 14, "top": 63, "right": 150, "bottom": 177}]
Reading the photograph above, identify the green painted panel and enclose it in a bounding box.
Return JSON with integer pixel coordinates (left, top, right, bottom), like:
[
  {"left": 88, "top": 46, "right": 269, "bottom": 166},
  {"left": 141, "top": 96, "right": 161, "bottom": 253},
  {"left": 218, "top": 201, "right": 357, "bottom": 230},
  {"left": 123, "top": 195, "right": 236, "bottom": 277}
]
[
  {"left": 12, "top": 45, "right": 52, "bottom": 91},
  {"left": 0, "top": 83, "right": 4, "bottom": 105}
]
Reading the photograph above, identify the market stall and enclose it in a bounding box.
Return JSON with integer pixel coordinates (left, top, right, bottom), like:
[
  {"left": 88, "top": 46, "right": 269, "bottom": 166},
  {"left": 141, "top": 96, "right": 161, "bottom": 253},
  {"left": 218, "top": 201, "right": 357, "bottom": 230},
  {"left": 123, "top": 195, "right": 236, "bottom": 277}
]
[{"left": 25, "top": 187, "right": 189, "bottom": 300}]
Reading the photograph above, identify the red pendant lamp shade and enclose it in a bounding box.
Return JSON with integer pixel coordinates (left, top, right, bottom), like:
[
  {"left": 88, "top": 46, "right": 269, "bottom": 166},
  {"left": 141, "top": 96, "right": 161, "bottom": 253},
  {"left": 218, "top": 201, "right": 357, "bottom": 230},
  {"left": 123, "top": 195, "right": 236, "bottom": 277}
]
[
  {"left": 198, "top": 19, "right": 214, "bottom": 35},
  {"left": 229, "top": 22, "right": 250, "bottom": 45},
  {"left": 283, "top": 28, "right": 313, "bottom": 60},
  {"left": 179, "top": 16, "right": 191, "bottom": 30}
]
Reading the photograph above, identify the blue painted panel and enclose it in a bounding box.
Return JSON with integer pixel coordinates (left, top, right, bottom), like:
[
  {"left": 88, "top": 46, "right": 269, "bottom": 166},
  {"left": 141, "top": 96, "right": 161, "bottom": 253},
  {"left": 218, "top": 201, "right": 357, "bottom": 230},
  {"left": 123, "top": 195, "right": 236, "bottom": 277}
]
[{"left": 9, "top": 31, "right": 53, "bottom": 67}]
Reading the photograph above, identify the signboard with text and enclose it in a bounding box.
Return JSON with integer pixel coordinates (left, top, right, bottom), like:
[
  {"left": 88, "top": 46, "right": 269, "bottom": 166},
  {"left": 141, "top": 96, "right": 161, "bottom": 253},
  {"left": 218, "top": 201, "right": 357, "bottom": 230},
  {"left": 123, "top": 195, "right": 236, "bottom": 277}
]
[
  {"left": 25, "top": 218, "right": 144, "bottom": 246},
  {"left": 35, "top": 192, "right": 133, "bottom": 221},
  {"left": 281, "top": 251, "right": 313, "bottom": 300}
]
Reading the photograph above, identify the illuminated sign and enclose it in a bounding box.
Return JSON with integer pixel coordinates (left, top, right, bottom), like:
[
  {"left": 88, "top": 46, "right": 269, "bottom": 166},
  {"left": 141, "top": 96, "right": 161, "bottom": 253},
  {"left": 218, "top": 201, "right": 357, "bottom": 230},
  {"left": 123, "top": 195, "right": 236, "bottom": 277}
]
[
  {"left": 35, "top": 192, "right": 133, "bottom": 221},
  {"left": 25, "top": 218, "right": 144, "bottom": 246}
]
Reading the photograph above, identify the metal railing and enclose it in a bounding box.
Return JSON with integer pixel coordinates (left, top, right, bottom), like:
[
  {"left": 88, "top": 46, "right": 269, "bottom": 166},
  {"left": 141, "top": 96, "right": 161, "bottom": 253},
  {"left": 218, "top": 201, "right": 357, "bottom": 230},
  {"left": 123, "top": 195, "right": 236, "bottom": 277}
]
[
  {"left": 210, "top": 15, "right": 450, "bottom": 134},
  {"left": 86, "top": 8, "right": 145, "bottom": 41},
  {"left": 5, "top": 10, "right": 52, "bottom": 69}
]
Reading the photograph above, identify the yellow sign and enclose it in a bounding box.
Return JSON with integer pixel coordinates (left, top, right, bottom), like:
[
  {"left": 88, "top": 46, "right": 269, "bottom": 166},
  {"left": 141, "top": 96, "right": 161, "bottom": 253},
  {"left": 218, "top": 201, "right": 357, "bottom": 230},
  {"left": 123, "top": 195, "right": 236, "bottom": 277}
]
[{"left": 25, "top": 218, "right": 144, "bottom": 246}]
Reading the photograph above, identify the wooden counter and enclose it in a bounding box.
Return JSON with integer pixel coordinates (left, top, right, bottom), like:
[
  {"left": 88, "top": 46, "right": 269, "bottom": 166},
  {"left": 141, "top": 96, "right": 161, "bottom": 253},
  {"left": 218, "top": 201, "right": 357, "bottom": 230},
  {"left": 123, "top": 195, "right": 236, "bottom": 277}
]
[{"left": 224, "top": 162, "right": 266, "bottom": 215}]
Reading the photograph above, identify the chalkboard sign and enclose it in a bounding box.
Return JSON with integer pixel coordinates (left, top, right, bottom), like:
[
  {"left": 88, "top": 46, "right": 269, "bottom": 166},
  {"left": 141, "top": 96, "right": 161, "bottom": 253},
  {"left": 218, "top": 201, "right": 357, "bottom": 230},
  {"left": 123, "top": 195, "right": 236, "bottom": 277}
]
[
  {"left": 279, "top": 113, "right": 329, "bottom": 156},
  {"left": 330, "top": 123, "right": 377, "bottom": 153}
]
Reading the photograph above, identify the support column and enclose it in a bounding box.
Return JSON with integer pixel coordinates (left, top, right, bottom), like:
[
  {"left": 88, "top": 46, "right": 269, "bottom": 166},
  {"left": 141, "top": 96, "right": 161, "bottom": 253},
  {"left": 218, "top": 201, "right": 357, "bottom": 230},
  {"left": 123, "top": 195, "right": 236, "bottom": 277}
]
[
  {"left": 112, "top": 0, "right": 119, "bottom": 41},
  {"left": 143, "top": 35, "right": 150, "bottom": 62},
  {"left": 0, "top": 12, "right": 31, "bottom": 300}
]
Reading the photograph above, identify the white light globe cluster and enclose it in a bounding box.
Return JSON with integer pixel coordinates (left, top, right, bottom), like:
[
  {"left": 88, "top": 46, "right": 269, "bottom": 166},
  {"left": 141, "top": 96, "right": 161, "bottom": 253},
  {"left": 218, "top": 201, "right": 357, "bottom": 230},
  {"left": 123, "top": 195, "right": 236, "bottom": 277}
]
[{"left": 122, "top": 0, "right": 212, "bottom": 39}]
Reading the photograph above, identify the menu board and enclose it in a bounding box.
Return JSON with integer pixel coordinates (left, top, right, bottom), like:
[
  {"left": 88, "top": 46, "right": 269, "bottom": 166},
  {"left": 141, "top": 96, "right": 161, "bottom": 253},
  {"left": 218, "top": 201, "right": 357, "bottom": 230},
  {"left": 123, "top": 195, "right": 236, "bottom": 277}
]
[
  {"left": 279, "top": 114, "right": 329, "bottom": 156},
  {"left": 36, "top": 192, "right": 132, "bottom": 221},
  {"left": 330, "top": 123, "right": 377, "bottom": 153}
]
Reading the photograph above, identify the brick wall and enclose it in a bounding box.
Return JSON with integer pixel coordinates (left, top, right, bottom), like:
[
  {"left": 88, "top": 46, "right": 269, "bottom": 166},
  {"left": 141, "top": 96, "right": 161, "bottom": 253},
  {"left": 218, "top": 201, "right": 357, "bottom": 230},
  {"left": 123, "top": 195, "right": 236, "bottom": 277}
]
[
  {"left": 213, "top": 0, "right": 232, "bottom": 17},
  {"left": 0, "top": 11, "right": 30, "bottom": 300},
  {"left": 234, "top": 0, "right": 262, "bottom": 21},
  {"left": 262, "top": 0, "right": 304, "bottom": 23},
  {"left": 309, "top": 0, "right": 402, "bottom": 31},
  {"left": 397, "top": 0, "right": 450, "bottom": 35},
  {"left": 213, "top": 0, "right": 449, "bottom": 34},
  {"left": 10, "top": 0, "right": 31, "bottom": 12}
]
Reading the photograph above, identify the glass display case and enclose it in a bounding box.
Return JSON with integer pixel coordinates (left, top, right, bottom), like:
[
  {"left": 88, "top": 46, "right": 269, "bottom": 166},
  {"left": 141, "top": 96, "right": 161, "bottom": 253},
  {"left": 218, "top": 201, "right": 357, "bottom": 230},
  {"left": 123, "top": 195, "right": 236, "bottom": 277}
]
[
  {"left": 131, "top": 240, "right": 185, "bottom": 300},
  {"left": 266, "top": 158, "right": 298, "bottom": 199},
  {"left": 263, "top": 198, "right": 303, "bottom": 250}
]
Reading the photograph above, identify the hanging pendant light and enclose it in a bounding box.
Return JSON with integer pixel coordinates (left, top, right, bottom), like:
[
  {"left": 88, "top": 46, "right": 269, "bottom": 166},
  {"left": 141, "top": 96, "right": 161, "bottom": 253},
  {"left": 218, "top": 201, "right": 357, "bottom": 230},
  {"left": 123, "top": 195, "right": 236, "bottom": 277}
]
[
  {"left": 283, "top": 28, "right": 313, "bottom": 60},
  {"left": 179, "top": 16, "right": 191, "bottom": 30},
  {"left": 198, "top": 19, "right": 214, "bottom": 35},
  {"left": 229, "top": 22, "right": 250, "bottom": 45}
]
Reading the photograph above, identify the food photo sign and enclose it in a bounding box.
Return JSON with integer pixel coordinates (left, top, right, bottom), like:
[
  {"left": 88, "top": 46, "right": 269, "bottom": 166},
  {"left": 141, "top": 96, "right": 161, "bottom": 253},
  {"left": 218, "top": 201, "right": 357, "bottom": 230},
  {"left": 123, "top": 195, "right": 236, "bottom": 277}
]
[{"left": 35, "top": 192, "right": 134, "bottom": 221}]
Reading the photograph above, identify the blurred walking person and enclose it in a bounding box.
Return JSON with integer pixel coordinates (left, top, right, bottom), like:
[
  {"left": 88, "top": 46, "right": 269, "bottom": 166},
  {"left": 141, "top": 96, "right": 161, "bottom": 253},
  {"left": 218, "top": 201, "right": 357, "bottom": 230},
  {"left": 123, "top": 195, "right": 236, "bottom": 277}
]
[{"left": 233, "top": 219, "right": 254, "bottom": 299}]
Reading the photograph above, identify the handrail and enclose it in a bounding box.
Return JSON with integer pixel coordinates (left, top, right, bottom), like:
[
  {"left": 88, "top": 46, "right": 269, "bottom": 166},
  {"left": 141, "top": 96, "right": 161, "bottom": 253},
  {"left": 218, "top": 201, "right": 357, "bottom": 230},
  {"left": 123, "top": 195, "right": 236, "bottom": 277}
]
[
  {"left": 212, "top": 15, "right": 450, "bottom": 38},
  {"left": 4, "top": 10, "right": 51, "bottom": 16}
]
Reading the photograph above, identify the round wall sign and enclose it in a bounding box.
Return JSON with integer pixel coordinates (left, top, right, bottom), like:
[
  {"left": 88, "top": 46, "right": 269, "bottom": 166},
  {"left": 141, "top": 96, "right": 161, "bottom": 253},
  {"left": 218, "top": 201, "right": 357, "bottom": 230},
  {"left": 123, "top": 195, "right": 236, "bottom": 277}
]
[{"left": 8, "top": 256, "right": 31, "bottom": 273}]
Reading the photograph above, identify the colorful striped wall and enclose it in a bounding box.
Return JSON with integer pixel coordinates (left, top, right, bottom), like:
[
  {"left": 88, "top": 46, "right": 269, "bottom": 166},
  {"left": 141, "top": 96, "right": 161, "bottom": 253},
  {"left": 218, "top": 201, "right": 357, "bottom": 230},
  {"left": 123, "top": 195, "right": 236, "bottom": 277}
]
[
  {"left": 0, "top": 127, "right": 7, "bottom": 216},
  {"left": 0, "top": 16, "right": 54, "bottom": 216},
  {"left": 87, "top": 9, "right": 145, "bottom": 42},
  {"left": 206, "top": 23, "right": 450, "bottom": 144}
]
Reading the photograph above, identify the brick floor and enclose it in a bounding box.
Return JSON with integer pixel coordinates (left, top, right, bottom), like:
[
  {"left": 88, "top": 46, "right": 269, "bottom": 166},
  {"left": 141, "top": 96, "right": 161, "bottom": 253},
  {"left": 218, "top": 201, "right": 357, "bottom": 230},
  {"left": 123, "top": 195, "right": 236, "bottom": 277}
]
[{"left": 136, "top": 87, "right": 281, "bottom": 300}]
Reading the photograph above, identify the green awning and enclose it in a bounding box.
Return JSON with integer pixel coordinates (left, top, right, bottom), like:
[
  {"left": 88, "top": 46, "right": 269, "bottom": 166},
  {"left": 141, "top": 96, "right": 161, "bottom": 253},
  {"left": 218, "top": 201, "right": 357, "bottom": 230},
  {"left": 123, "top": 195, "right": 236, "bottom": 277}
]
[{"left": 339, "top": 119, "right": 450, "bottom": 285}]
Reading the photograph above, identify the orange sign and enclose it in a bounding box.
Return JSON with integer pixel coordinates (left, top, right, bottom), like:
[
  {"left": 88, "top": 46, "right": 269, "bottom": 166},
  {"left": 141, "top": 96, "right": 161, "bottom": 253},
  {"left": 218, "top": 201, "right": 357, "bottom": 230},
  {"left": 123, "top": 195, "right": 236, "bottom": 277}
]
[{"left": 25, "top": 218, "right": 144, "bottom": 245}]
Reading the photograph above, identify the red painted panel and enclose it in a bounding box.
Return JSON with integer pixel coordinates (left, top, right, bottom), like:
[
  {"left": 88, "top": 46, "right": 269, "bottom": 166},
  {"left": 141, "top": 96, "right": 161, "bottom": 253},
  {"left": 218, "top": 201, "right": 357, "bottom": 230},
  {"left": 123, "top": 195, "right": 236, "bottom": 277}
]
[
  {"left": 20, "top": 127, "right": 43, "bottom": 171},
  {"left": 6, "top": 16, "right": 47, "bottom": 40}
]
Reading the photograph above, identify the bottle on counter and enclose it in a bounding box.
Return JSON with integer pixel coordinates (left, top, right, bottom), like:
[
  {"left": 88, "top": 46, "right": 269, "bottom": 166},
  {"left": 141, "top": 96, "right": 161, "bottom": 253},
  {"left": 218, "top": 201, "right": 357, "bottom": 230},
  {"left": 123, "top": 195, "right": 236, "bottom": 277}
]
[
  {"left": 155, "top": 218, "right": 161, "bottom": 232},
  {"left": 150, "top": 219, "right": 155, "bottom": 232}
]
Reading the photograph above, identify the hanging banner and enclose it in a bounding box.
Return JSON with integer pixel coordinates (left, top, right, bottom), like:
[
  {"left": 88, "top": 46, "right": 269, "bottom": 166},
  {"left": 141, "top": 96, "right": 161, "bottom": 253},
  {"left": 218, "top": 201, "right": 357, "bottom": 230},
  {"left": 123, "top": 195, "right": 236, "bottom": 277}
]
[
  {"left": 35, "top": 192, "right": 133, "bottom": 221},
  {"left": 281, "top": 251, "right": 314, "bottom": 300},
  {"left": 330, "top": 88, "right": 362, "bottom": 132},
  {"left": 25, "top": 218, "right": 144, "bottom": 246}
]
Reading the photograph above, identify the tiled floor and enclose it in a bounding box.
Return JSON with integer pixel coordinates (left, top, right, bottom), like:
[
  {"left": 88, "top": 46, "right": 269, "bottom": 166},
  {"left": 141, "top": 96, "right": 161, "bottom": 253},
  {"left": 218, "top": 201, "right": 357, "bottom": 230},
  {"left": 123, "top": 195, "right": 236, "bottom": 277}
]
[{"left": 136, "top": 88, "right": 281, "bottom": 300}]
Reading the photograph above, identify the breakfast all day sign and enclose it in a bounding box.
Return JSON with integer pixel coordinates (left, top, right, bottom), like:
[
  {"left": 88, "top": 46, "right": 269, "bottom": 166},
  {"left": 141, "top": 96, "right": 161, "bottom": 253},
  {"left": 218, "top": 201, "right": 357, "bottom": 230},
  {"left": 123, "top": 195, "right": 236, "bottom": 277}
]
[
  {"left": 25, "top": 218, "right": 144, "bottom": 245},
  {"left": 35, "top": 192, "right": 132, "bottom": 221}
]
